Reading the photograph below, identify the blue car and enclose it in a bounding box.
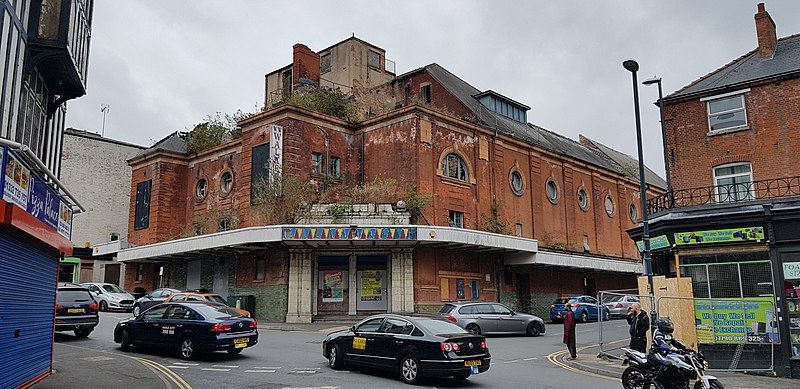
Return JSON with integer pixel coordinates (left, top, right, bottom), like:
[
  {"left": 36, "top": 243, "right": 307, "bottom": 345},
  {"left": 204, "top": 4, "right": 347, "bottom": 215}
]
[
  {"left": 549, "top": 296, "right": 609, "bottom": 323},
  {"left": 114, "top": 301, "right": 258, "bottom": 360}
]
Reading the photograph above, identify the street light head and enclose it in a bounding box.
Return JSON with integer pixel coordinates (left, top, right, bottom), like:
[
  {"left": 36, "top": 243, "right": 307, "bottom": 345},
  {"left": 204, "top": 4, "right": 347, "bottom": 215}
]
[
  {"left": 643, "top": 77, "right": 662, "bottom": 86},
  {"left": 622, "top": 59, "right": 639, "bottom": 73}
]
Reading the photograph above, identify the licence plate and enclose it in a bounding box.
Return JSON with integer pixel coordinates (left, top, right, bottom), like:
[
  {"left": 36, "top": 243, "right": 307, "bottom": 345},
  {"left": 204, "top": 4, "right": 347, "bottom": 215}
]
[
  {"left": 68, "top": 308, "right": 85, "bottom": 314},
  {"left": 464, "top": 360, "right": 481, "bottom": 367},
  {"left": 234, "top": 338, "right": 248, "bottom": 348}
]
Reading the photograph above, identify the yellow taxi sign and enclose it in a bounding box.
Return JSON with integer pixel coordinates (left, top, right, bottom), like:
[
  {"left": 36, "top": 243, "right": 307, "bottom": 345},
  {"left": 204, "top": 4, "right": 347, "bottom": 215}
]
[{"left": 353, "top": 337, "right": 366, "bottom": 350}]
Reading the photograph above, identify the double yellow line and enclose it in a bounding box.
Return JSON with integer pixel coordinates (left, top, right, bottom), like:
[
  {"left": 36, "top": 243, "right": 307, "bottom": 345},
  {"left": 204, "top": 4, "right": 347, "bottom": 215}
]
[
  {"left": 135, "top": 357, "right": 192, "bottom": 389},
  {"left": 546, "top": 340, "right": 630, "bottom": 382}
]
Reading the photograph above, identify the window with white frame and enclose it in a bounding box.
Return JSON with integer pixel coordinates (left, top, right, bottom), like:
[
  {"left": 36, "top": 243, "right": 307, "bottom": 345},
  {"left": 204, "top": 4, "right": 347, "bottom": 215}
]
[
  {"left": 329, "top": 156, "right": 341, "bottom": 178},
  {"left": 312, "top": 152, "right": 324, "bottom": 175},
  {"left": 706, "top": 93, "right": 747, "bottom": 133},
  {"left": 713, "top": 162, "right": 753, "bottom": 203},
  {"left": 442, "top": 153, "right": 468, "bottom": 182},
  {"left": 449, "top": 210, "right": 464, "bottom": 228}
]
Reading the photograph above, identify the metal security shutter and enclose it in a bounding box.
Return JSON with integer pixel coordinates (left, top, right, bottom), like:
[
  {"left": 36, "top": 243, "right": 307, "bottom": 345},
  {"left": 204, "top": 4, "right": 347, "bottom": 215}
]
[{"left": 0, "top": 230, "right": 58, "bottom": 388}]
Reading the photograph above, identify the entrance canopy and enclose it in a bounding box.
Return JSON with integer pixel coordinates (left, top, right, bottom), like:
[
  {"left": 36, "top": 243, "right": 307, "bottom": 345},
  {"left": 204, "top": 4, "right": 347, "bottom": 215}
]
[{"left": 116, "top": 225, "right": 538, "bottom": 262}]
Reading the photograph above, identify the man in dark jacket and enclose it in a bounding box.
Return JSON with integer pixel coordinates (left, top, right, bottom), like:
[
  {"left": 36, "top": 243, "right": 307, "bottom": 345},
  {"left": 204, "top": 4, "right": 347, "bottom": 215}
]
[
  {"left": 626, "top": 302, "right": 649, "bottom": 353},
  {"left": 563, "top": 303, "right": 577, "bottom": 359}
]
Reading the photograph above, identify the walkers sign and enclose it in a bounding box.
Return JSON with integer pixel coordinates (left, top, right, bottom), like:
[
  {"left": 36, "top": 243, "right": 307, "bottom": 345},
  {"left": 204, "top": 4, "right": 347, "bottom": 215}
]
[{"left": 694, "top": 297, "right": 778, "bottom": 344}]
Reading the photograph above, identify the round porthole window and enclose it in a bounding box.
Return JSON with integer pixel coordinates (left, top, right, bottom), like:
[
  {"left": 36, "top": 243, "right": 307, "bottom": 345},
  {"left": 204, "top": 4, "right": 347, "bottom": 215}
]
[
  {"left": 546, "top": 180, "right": 559, "bottom": 204},
  {"left": 195, "top": 178, "right": 207, "bottom": 200},
  {"left": 220, "top": 171, "right": 234, "bottom": 195},
  {"left": 510, "top": 170, "right": 524, "bottom": 196},
  {"left": 605, "top": 196, "right": 615, "bottom": 217},
  {"left": 577, "top": 188, "right": 589, "bottom": 211},
  {"left": 629, "top": 204, "right": 638, "bottom": 222}
]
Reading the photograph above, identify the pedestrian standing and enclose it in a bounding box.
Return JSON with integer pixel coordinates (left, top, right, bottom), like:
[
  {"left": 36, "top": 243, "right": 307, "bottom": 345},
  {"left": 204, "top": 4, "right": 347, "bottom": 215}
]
[
  {"left": 626, "top": 302, "right": 649, "bottom": 353},
  {"left": 563, "top": 303, "right": 577, "bottom": 360}
]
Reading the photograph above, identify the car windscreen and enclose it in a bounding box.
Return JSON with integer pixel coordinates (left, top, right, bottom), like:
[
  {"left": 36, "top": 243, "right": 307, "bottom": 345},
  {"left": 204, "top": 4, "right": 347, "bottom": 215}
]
[
  {"left": 415, "top": 319, "right": 467, "bottom": 336},
  {"left": 102, "top": 284, "right": 125, "bottom": 293},
  {"left": 57, "top": 289, "right": 93, "bottom": 303},
  {"left": 207, "top": 295, "right": 227, "bottom": 305},
  {"left": 190, "top": 304, "right": 243, "bottom": 319},
  {"left": 437, "top": 304, "right": 455, "bottom": 314},
  {"left": 603, "top": 295, "right": 623, "bottom": 303}
]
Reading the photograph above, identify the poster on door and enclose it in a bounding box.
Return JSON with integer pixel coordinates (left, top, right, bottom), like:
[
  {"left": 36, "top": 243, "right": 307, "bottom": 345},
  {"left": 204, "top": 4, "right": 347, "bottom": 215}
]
[
  {"left": 360, "top": 270, "right": 383, "bottom": 302},
  {"left": 322, "top": 270, "right": 344, "bottom": 302}
]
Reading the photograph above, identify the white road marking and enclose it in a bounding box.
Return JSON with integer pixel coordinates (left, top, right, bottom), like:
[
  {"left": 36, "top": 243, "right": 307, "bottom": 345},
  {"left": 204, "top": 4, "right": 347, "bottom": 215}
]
[
  {"left": 252, "top": 366, "right": 282, "bottom": 369},
  {"left": 81, "top": 356, "right": 115, "bottom": 361},
  {"left": 167, "top": 365, "right": 189, "bottom": 369},
  {"left": 171, "top": 362, "right": 199, "bottom": 366},
  {"left": 245, "top": 370, "right": 276, "bottom": 373},
  {"left": 211, "top": 365, "right": 239, "bottom": 368},
  {"left": 523, "top": 357, "right": 538, "bottom": 361},
  {"left": 503, "top": 359, "right": 519, "bottom": 363},
  {"left": 281, "top": 387, "right": 339, "bottom": 389},
  {"left": 201, "top": 368, "right": 231, "bottom": 372}
]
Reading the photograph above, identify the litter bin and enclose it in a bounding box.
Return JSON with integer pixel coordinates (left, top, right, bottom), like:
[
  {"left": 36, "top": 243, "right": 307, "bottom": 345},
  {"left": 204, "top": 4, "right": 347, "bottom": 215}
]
[{"left": 227, "top": 295, "right": 256, "bottom": 317}]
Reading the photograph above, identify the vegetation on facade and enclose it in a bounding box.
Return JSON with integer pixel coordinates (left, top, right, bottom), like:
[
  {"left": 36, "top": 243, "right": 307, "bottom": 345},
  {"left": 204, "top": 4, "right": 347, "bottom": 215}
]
[
  {"left": 480, "top": 200, "right": 512, "bottom": 235},
  {"left": 278, "top": 88, "right": 360, "bottom": 124},
  {"left": 401, "top": 186, "right": 434, "bottom": 224},
  {"left": 185, "top": 111, "right": 254, "bottom": 154},
  {"left": 250, "top": 173, "right": 316, "bottom": 225}
]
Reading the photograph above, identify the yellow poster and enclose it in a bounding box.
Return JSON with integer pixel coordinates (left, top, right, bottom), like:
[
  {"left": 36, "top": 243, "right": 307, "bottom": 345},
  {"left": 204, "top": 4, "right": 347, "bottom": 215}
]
[{"left": 360, "top": 270, "right": 383, "bottom": 301}]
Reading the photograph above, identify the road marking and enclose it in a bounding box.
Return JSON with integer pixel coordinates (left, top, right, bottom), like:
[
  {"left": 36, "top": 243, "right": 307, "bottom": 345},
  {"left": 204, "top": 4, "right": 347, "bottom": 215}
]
[
  {"left": 252, "top": 366, "right": 282, "bottom": 369},
  {"left": 545, "top": 340, "right": 628, "bottom": 382},
  {"left": 523, "top": 357, "right": 538, "bottom": 361},
  {"left": 502, "top": 359, "right": 519, "bottom": 363},
  {"left": 201, "top": 368, "right": 231, "bottom": 372},
  {"left": 319, "top": 325, "right": 350, "bottom": 333},
  {"left": 81, "top": 356, "right": 115, "bottom": 362},
  {"left": 171, "top": 362, "right": 199, "bottom": 366},
  {"left": 281, "top": 387, "right": 339, "bottom": 389},
  {"left": 167, "top": 365, "right": 190, "bottom": 369},
  {"left": 136, "top": 358, "right": 193, "bottom": 389},
  {"left": 245, "top": 370, "right": 277, "bottom": 373},
  {"left": 212, "top": 365, "right": 239, "bottom": 368}
]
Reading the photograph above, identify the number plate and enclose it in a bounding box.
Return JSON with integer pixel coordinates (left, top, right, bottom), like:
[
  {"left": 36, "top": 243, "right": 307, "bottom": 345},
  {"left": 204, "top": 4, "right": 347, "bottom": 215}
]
[
  {"left": 234, "top": 337, "right": 249, "bottom": 344},
  {"left": 68, "top": 308, "right": 85, "bottom": 314},
  {"left": 464, "top": 360, "right": 481, "bottom": 367},
  {"left": 353, "top": 337, "right": 366, "bottom": 350}
]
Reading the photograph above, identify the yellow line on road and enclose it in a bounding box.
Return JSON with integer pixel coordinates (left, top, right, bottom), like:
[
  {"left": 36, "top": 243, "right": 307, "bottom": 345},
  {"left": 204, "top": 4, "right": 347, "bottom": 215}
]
[
  {"left": 136, "top": 357, "right": 192, "bottom": 389},
  {"left": 546, "top": 340, "right": 629, "bottom": 382}
]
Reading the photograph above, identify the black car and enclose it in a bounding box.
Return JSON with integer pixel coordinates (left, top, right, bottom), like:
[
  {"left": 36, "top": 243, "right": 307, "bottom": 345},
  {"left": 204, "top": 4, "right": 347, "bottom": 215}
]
[
  {"left": 114, "top": 302, "right": 258, "bottom": 360},
  {"left": 132, "top": 287, "right": 180, "bottom": 316},
  {"left": 322, "top": 314, "right": 490, "bottom": 384},
  {"left": 55, "top": 283, "right": 99, "bottom": 337}
]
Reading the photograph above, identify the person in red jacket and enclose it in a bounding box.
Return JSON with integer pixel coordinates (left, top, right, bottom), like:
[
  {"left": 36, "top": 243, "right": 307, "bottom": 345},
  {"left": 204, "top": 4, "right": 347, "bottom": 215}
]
[{"left": 563, "top": 303, "right": 577, "bottom": 359}]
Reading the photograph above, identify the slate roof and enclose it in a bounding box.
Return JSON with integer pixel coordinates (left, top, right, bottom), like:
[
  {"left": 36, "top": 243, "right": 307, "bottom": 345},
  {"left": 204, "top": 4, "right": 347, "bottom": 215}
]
[
  {"left": 401, "top": 63, "right": 667, "bottom": 189},
  {"left": 666, "top": 33, "right": 800, "bottom": 101},
  {"left": 580, "top": 136, "right": 667, "bottom": 190},
  {"left": 131, "top": 131, "right": 188, "bottom": 161}
]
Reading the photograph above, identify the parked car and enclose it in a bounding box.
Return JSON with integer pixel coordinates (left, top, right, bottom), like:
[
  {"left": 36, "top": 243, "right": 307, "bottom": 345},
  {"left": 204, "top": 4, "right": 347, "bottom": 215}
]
[
  {"left": 114, "top": 301, "right": 258, "bottom": 360},
  {"left": 436, "top": 301, "right": 545, "bottom": 336},
  {"left": 56, "top": 283, "right": 99, "bottom": 337},
  {"left": 164, "top": 292, "right": 251, "bottom": 317},
  {"left": 323, "top": 314, "right": 490, "bottom": 384},
  {"left": 549, "top": 295, "right": 610, "bottom": 323},
  {"left": 602, "top": 294, "right": 640, "bottom": 318},
  {"left": 132, "top": 288, "right": 180, "bottom": 316},
  {"left": 81, "top": 282, "right": 135, "bottom": 312}
]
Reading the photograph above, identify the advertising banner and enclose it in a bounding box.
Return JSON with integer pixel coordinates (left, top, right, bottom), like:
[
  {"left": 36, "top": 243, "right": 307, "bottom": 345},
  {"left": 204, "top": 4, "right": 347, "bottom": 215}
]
[
  {"left": 359, "top": 270, "right": 383, "bottom": 302},
  {"left": 675, "top": 226, "right": 764, "bottom": 246},
  {"left": 322, "top": 270, "right": 344, "bottom": 303},
  {"left": 636, "top": 235, "right": 671, "bottom": 252},
  {"left": 27, "top": 177, "right": 60, "bottom": 230},
  {"left": 268, "top": 124, "right": 283, "bottom": 185},
  {"left": 3, "top": 149, "right": 31, "bottom": 210},
  {"left": 58, "top": 201, "right": 73, "bottom": 239},
  {"left": 694, "top": 297, "right": 778, "bottom": 344}
]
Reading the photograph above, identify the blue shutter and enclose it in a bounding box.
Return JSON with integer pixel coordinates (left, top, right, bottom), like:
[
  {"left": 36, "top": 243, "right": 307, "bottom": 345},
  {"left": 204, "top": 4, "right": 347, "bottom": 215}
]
[{"left": 0, "top": 230, "right": 57, "bottom": 388}]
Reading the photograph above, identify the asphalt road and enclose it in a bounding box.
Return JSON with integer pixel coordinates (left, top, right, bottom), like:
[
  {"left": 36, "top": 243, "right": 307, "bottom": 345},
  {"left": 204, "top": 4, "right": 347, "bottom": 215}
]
[{"left": 52, "top": 311, "right": 631, "bottom": 389}]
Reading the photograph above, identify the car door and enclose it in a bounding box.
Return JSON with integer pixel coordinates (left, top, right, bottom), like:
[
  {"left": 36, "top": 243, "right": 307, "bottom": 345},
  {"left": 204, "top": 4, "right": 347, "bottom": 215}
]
[
  {"left": 373, "top": 318, "right": 414, "bottom": 369},
  {"left": 161, "top": 305, "right": 192, "bottom": 347},
  {"left": 474, "top": 303, "right": 498, "bottom": 333},
  {"left": 584, "top": 296, "right": 600, "bottom": 319},
  {"left": 493, "top": 304, "right": 527, "bottom": 333},
  {"left": 138, "top": 305, "right": 169, "bottom": 345},
  {"left": 347, "top": 317, "right": 384, "bottom": 366},
  {"left": 141, "top": 290, "right": 162, "bottom": 311}
]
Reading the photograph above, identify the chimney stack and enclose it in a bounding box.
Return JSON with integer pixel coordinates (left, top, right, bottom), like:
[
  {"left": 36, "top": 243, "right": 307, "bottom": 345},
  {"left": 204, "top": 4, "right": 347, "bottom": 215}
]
[
  {"left": 754, "top": 3, "right": 777, "bottom": 58},
  {"left": 292, "top": 43, "right": 320, "bottom": 85}
]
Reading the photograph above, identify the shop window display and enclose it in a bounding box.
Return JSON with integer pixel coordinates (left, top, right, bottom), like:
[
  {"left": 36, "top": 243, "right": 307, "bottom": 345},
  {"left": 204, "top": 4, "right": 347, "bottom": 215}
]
[{"left": 785, "top": 262, "right": 800, "bottom": 359}]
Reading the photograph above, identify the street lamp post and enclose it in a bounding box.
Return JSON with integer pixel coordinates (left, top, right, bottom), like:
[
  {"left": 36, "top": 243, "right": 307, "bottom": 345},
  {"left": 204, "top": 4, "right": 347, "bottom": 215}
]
[
  {"left": 643, "top": 77, "right": 674, "bottom": 208},
  {"left": 623, "top": 59, "right": 658, "bottom": 329}
]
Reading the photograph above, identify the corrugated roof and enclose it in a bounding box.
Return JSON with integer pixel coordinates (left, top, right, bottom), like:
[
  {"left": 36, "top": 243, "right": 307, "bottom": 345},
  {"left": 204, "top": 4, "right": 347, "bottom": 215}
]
[
  {"left": 667, "top": 33, "right": 800, "bottom": 101},
  {"left": 417, "top": 64, "right": 665, "bottom": 188}
]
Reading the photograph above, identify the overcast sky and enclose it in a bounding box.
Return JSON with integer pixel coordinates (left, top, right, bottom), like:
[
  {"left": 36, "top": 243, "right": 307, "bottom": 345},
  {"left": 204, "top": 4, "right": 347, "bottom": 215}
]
[{"left": 66, "top": 1, "right": 800, "bottom": 177}]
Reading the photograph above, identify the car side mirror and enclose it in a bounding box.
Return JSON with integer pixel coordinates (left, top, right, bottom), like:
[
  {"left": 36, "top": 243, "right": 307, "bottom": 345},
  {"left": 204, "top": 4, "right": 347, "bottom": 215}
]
[{"left": 350, "top": 326, "right": 356, "bottom": 333}]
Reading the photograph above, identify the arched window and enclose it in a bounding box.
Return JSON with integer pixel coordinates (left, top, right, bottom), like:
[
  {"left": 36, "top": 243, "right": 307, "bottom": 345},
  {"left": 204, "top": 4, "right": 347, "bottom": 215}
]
[{"left": 442, "top": 153, "right": 469, "bottom": 182}]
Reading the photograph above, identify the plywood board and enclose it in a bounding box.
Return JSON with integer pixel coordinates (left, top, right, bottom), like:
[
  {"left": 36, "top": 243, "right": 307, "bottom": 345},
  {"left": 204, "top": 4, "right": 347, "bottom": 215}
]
[{"left": 638, "top": 275, "right": 697, "bottom": 349}]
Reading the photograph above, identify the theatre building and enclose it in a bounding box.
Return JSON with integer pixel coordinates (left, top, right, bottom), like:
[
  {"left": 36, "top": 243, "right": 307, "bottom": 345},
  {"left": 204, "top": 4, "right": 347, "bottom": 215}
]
[{"left": 117, "top": 37, "right": 663, "bottom": 323}]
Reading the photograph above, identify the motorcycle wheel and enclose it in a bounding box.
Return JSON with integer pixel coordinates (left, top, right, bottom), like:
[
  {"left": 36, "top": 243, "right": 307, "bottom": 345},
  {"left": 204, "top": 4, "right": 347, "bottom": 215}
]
[
  {"left": 694, "top": 380, "right": 724, "bottom": 389},
  {"left": 621, "top": 366, "right": 648, "bottom": 389}
]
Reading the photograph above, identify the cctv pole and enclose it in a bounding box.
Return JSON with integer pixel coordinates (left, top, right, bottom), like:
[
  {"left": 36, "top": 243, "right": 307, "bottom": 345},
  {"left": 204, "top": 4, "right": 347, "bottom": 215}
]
[{"left": 623, "top": 60, "right": 657, "bottom": 330}]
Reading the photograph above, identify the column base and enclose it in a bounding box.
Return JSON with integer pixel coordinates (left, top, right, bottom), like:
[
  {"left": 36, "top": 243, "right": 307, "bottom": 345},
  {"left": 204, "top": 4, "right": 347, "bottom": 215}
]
[{"left": 285, "top": 314, "right": 313, "bottom": 324}]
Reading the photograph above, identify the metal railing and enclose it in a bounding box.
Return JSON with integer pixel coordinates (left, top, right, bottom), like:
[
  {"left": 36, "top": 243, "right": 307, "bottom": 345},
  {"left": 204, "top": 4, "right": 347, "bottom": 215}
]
[{"left": 647, "top": 176, "right": 800, "bottom": 215}]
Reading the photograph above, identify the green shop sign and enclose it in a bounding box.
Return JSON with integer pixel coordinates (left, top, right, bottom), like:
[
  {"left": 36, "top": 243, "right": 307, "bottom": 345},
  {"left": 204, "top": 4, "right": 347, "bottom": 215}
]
[
  {"left": 636, "top": 235, "right": 671, "bottom": 252},
  {"left": 694, "top": 297, "right": 778, "bottom": 344},
  {"left": 675, "top": 226, "right": 765, "bottom": 246}
]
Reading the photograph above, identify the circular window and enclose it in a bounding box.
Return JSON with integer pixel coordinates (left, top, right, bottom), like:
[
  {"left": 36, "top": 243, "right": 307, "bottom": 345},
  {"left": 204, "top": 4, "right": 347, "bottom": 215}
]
[
  {"left": 195, "top": 178, "right": 207, "bottom": 200},
  {"left": 604, "top": 196, "right": 615, "bottom": 217},
  {"left": 546, "top": 180, "right": 559, "bottom": 204},
  {"left": 220, "top": 171, "right": 234, "bottom": 195},
  {"left": 510, "top": 170, "right": 524, "bottom": 195},
  {"left": 577, "top": 188, "right": 589, "bottom": 211},
  {"left": 629, "top": 204, "right": 638, "bottom": 222}
]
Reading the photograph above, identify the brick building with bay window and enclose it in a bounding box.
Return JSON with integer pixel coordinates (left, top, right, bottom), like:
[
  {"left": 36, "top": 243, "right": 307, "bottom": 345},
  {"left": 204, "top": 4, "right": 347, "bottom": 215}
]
[{"left": 117, "top": 36, "right": 664, "bottom": 323}]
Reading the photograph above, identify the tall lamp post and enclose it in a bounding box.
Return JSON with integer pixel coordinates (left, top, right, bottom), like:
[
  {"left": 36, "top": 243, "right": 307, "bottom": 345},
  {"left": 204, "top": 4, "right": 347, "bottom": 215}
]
[
  {"left": 623, "top": 59, "right": 657, "bottom": 329},
  {"left": 643, "top": 77, "right": 674, "bottom": 208}
]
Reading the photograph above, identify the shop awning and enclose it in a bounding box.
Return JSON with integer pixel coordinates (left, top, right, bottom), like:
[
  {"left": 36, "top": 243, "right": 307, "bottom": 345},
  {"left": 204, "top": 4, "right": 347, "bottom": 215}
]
[{"left": 116, "top": 225, "right": 539, "bottom": 263}]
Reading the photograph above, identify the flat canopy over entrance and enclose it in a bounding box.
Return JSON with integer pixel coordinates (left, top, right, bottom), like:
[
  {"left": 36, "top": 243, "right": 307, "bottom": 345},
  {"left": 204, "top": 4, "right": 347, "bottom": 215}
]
[{"left": 116, "top": 225, "right": 538, "bottom": 262}]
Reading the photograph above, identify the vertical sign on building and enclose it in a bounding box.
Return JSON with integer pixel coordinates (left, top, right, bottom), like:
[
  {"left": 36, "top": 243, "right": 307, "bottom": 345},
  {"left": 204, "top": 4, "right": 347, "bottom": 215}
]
[{"left": 268, "top": 125, "right": 283, "bottom": 186}]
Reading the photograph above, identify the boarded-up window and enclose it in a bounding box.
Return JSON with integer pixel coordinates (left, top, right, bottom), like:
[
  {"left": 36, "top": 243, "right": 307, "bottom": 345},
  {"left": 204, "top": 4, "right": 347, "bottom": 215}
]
[
  {"left": 250, "top": 143, "right": 270, "bottom": 204},
  {"left": 134, "top": 180, "right": 151, "bottom": 230}
]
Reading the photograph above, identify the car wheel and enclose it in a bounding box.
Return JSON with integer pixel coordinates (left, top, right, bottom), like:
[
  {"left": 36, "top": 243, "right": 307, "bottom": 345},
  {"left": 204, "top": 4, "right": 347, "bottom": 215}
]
[
  {"left": 132, "top": 305, "right": 140, "bottom": 316},
  {"left": 120, "top": 329, "right": 132, "bottom": 352},
  {"left": 452, "top": 372, "right": 470, "bottom": 381},
  {"left": 465, "top": 324, "right": 481, "bottom": 335},
  {"left": 526, "top": 321, "right": 543, "bottom": 337},
  {"left": 74, "top": 329, "right": 92, "bottom": 338},
  {"left": 179, "top": 336, "right": 199, "bottom": 360},
  {"left": 399, "top": 355, "right": 424, "bottom": 385},
  {"left": 99, "top": 301, "right": 108, "bottom": 312},
  {"left": 227, "top": 348, "right": 243, "bottom": 355},
  {"left": 328, "top": 343, "right": 345, "bottom": 370},
  {"left": 581, "top": 311, "right": 589, "bottom": 323}
]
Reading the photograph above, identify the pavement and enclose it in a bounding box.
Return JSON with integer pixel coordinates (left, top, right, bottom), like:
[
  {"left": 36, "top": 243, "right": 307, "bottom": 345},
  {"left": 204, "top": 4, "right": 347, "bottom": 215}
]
[{"left": 554, "top": 340, "right": 798, "bottom": 389}]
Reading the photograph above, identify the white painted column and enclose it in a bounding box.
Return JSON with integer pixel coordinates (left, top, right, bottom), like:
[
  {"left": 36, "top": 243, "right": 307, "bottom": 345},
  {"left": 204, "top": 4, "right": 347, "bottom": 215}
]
[
  {"left": 391, "top": 249, "right": 415, "bottom": 314},
  {"left": 286, "top": 250, "right": 313, "bottom": 323},
  {"left": 403, "top": 249, "right": 415, "bottom": 313},
  {"left": 348, "top": 253, "right": 357, "bottom": 315}
]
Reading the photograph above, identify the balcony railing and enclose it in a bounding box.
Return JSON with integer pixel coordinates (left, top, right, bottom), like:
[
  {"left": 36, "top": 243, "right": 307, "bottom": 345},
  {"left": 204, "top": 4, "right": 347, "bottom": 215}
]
[{"left": 647, "top": 176, "right": 800, "bottom": 215}]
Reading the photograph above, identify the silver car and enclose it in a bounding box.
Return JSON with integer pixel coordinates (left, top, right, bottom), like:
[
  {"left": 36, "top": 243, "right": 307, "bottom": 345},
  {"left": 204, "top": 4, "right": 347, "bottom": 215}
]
[
  {"left": 81, "top": 283, "right": 135, "bottom": 312},
  {"left": 602, "top": 295, "right": 640, "bottom": 318},
  {"left": 437, "top": 302, "right": 546, "bottom": 336}
]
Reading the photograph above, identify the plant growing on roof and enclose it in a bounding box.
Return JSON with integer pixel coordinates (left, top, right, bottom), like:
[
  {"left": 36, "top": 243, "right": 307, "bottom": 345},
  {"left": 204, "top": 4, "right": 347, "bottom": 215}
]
[{"left": 278, "top": 87, "right": 360, "bottom": 124}]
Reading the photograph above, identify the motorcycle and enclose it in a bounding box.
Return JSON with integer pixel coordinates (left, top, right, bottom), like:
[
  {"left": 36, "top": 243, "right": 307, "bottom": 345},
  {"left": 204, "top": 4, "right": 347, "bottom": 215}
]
[{"left": 621, "top": 347, "right": 724, "bottom": 389}]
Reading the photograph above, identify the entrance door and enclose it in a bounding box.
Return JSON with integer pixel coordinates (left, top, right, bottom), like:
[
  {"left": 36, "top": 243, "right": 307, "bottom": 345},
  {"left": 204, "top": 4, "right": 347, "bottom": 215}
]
[
  {"left": 212, "top": 259, "right": 229, "bottom": 299},
  {"left": 104, "top": 264, "right": 120, "bottom": 284},
  {"left": 186, "top": 260, "right": 201, "bottom": 291},
  {"left": 356, "top": 255, "right": 388, "bottom": 311},
  {"left": 317, "top": 256, "right": 349, "bottom": 315}
]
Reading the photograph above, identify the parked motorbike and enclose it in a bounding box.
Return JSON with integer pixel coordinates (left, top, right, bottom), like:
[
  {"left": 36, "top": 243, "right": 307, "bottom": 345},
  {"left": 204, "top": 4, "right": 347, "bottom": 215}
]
[{"left": 621, "top": 347, "right": 724, "bottom": 389}]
